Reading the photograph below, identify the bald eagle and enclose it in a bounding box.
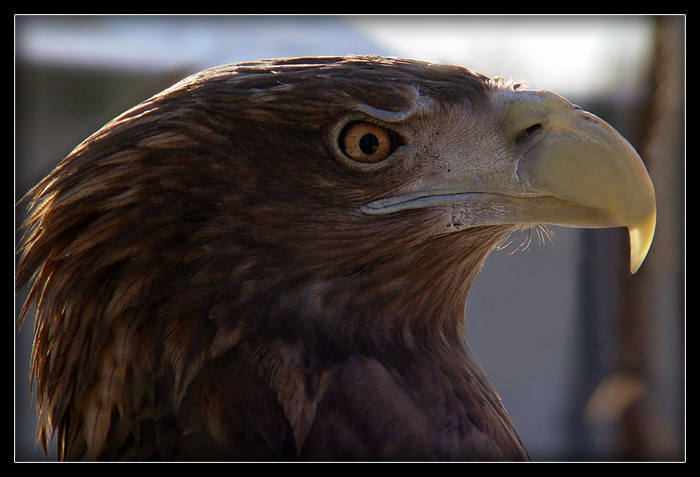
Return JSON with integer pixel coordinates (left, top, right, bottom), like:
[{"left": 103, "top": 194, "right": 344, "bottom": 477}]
[{"left": 16, "top": 56, "right": 655, "bottom": 461}]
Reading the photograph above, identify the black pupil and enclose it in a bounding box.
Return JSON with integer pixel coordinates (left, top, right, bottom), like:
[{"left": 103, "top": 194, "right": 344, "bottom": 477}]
[{"left": 359, "top": 134, "right": 379, "bottom": 154}]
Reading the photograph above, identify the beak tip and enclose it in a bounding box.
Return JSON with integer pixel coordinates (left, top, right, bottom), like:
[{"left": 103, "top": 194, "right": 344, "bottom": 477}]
[
  {"left": 628, "top": 210, "right": 656, "bottom": 274},
  {"left": 630, "top": 258, "right": 643, "bottom": 275}
]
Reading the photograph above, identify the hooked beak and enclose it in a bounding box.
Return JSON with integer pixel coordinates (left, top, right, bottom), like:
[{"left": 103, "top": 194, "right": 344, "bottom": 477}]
[{"left": 361, "top": 89, "right": 656, "bottom": 273}]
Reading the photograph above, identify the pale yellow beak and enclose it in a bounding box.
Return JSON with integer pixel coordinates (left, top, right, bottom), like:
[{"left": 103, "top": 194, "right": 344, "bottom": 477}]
[{"left": 511, "top": 91, "right": 656, "bottom": 273}]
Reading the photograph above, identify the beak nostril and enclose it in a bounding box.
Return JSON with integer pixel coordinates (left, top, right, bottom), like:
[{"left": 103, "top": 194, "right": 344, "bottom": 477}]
[{"left": 515, "top": 123, "right": 543, "bottom": 146}]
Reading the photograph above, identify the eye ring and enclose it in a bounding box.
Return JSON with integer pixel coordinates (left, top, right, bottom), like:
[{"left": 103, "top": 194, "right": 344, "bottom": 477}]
[{"left": 339, "top": 121, "right": 402, "bottom": 163}]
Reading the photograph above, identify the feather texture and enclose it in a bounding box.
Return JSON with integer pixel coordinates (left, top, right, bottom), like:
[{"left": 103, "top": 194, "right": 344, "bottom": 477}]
[{"left": 17, "top": 56, "right": 528, "bottom": 461}]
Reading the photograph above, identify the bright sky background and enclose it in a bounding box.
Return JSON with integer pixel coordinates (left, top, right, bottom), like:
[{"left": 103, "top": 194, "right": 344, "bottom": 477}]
[
  {"left": 347, "top": 15, "right": 655, "bottom": 98},
  {"left": 16, "top": 15, "right": 656, "bottom": 100}
]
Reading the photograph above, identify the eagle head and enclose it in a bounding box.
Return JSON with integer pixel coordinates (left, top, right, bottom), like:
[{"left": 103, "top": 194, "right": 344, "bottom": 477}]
[{"left": 17, "top": 55, "right": 655, "bottom": 461}]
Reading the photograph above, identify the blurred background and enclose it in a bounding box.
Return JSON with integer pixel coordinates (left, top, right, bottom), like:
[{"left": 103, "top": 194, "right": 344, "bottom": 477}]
[{"left": 14, "top": 15, "right": 685, "bottom": 461}]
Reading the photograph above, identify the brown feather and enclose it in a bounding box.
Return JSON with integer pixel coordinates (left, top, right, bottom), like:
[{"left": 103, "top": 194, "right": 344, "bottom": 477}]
[{"left": 17, "top": 55, "right": 528, "bottom": 461}]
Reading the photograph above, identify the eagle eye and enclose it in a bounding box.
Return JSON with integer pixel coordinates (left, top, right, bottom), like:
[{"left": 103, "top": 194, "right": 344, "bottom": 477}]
[{"left": 339, "top": 121, "right": 402, "bottom": 164}]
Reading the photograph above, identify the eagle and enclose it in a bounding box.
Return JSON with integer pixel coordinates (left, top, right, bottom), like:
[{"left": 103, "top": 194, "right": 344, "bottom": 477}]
[{"left": 16, "top": 55, "right": 656, "bottom": 461}]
